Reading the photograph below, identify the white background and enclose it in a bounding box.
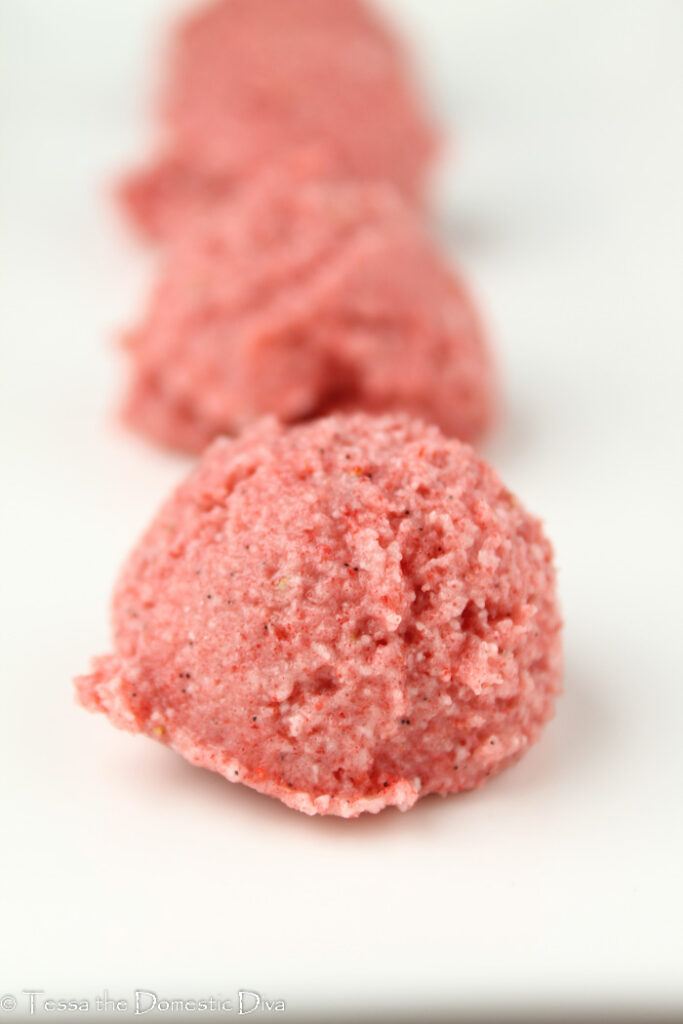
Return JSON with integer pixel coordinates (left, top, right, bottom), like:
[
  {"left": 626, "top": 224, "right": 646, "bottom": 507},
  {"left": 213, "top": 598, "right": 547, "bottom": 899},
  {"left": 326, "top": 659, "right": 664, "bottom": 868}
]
[{"left": 1, "top": 1, "right": 682, "bottom": 1020}]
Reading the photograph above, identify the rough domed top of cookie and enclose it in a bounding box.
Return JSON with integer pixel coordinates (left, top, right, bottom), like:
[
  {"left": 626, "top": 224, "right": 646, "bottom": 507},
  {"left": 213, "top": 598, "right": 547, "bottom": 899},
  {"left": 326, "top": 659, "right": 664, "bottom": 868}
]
[{"left": 76, "top": 414, "right": 562, "bottom": 817}]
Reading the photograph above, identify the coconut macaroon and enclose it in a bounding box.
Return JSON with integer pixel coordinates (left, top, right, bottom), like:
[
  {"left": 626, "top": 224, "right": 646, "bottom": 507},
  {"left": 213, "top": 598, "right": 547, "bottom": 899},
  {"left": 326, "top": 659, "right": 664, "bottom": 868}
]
[
  {"left": 122, "top": 174, "right": 496, "bottom": 453},
  {"left": 120, "top": 0, "right": 437, "bottom": 239},
  {"left": 76, "top": 414, "right": 562, "bottom": 817}
]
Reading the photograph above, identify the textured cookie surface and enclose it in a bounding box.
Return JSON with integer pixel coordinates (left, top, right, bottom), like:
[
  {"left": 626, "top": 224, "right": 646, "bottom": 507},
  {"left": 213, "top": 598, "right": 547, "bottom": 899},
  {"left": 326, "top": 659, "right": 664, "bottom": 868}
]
[
  {"left": 121, "top": 0, "right": 437, "bottom": 238},
  {"left": 123, "top": 174, "right": 495, "bottom": 452},
  {"left": 76, "top": 414, "right": 563, "bottom": 817}
]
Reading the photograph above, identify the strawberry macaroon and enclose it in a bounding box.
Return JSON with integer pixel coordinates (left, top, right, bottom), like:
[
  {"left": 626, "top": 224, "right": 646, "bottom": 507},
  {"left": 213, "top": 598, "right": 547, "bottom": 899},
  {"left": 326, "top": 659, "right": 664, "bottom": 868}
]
[
  {"left": 122, "top": 173, "right": 496, "bottom": 452},
  {"left": 76, "top": 414, "right": 563, "bottom": 817},
  {"left": 121, "top": 0, "right": 437, "bottom": 239}
]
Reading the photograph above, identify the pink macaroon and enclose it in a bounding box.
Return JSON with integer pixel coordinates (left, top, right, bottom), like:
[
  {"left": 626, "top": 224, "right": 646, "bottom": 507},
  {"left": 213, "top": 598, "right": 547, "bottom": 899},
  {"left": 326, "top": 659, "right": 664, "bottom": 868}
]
[
  {"left": 76, "top": 414, "right": 563, "bottom": 818},
  {"left": 120, "top": 0, "right": 438, "bottom": 240},
  {"left": 122, "top": 172, "right": 496, "bottom": 453}
]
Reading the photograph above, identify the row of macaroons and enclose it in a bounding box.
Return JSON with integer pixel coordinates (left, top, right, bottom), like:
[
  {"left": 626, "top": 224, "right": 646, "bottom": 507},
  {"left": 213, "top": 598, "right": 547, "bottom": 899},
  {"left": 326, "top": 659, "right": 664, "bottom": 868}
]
[
  {"left": 116, "top": 0, "right": 496, "bottom": 453},
  {"left": 75, "top": 0, "right": 562, "bottom": 818}
]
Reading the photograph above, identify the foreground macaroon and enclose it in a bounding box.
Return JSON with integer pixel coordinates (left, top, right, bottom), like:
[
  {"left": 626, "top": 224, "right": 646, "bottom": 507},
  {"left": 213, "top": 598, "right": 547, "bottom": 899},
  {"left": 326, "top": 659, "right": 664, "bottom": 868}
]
[
  {"left": 76, "top": 414, "right": 562, "bottom": 817},
  {"left": 122, "top": 173, "right": 496, "bottom": 453}
]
